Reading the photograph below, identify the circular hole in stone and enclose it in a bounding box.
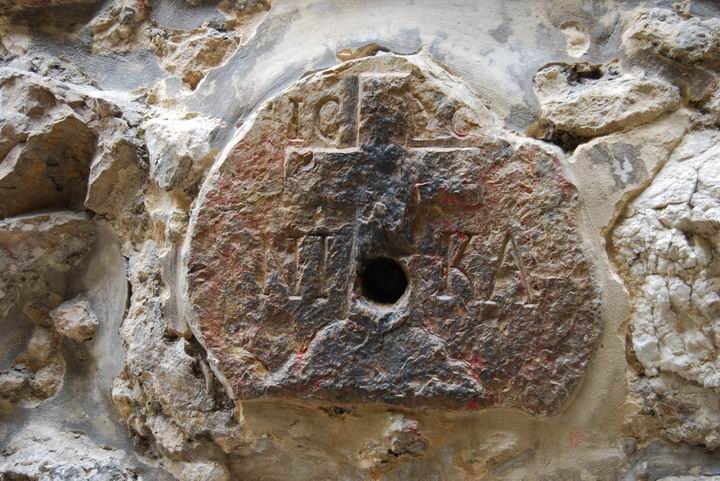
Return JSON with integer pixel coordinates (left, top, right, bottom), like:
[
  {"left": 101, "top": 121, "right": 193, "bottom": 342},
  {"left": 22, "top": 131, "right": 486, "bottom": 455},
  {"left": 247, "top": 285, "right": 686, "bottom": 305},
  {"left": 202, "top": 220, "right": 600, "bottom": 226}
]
[{"left": 358, "top": 257, "right": 408, "bottom": 304}]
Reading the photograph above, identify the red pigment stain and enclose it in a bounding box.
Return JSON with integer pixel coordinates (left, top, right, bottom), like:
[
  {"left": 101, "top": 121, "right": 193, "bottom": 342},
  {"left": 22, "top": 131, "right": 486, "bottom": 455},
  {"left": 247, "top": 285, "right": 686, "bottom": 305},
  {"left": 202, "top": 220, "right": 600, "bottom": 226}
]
[
  {"left": 569, "top": 431, "right": 583, "bottom": 447},
  {"left": 312, "top": 376, "right": 329, "bottom": 391},
  {"left": 466, "top": 400, "right": 481, "bottom": 410},
  {"left": 293, "top": 349, "right": 308, "bottom": 372},
  {"left": 470, "top": 355, "right": 485, "bottom": 371}
]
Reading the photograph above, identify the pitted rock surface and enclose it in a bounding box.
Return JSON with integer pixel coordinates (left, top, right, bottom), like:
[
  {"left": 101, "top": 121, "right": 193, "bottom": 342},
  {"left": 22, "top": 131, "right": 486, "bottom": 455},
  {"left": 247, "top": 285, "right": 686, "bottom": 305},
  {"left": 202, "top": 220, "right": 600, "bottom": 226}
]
[{"left": 185, "top": 55, "right": 600, "bottom": 414}]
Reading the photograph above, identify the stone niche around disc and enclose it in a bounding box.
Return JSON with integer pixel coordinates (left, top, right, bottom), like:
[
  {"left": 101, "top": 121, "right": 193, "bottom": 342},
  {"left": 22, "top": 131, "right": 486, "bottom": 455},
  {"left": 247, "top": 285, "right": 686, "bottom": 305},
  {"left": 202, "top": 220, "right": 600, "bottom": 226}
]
[{"left": 183, "top": 54, "right": 601, "bottom": 416}]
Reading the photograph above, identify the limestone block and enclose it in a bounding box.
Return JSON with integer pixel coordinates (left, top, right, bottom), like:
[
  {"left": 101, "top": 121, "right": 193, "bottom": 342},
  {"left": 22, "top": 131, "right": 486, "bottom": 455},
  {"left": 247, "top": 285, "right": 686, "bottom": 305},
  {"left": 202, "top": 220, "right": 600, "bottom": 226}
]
[
  {"left": 0, "top": 424, "right": 140, "bottom": 480},
  {"left": 659, "top": 477, "right": 720, "bottom": 481},
  {"left": 184, "top": 54, "right": 601, "bottom": 415},
  {"left": 0, "top": 213, "right": 95, "bottom": 412},
  {"left": 570, "top": 111, "right": 690, "bottom": 231},
  {"left": 0, "top": 68, "right": 98, "bottom": 217},
  {"left": 0, "top": 327, "right": 65, "bottom": 411},
  {"left": 145, "top": 114, "right": 219, "bottom": 191},
  {"left": 358, "top": 415, "right": 429, "bottom": 474},
  {"left": 85, "top": 136, "right": 143, "bottom": 219},
  {"left": 624, "top": 8, "right": 720, "bottom": 65},
  {"left": 0, "top": 115, "right": 95, "bottom": 219},
  {"left": 165, "top": 459, "right": 231, "bottom": 481},
  {"left": 110, "top": 241, "right": 241, "bottom": 476},
  {"left": 533, "top": 62, "right": 681, "bottom": 138},
  {"left": 0, "top": 211, "right": 96, "bottom": 318},
  {"left": 89, "top": 0, "right": 151, "bottom": 54},
  {"left": 0, "top": 68, "right": 146, "bottom": 221},
  {"left": 702, "top": 87, "right": 720, "bottom": 127},
  {"left": 90, "top": 0, "right": 269, "bottom": 87},
  {"left": 50, "top": 296, "right": 100, "bottom": 343},
  {"left": 0, "top": 212, "right": 95, "bottom": 412},
  {"left": 0, "top": 0, "right": 99, "bottom": 14},
  {"left": 614, "top": 131, "right": 720, "bottom": 388},
  {"left": 614, "top": 130, "right": 720, "bottom": 448},
  {"left": 150, "top": 27, "right": 243, "bottom": 91},
  {"left": 0, "top": 211, "right": 96, "bottom": 273},
  {"left": 627, "top": 373, "right": 720, "bottom": 449}
]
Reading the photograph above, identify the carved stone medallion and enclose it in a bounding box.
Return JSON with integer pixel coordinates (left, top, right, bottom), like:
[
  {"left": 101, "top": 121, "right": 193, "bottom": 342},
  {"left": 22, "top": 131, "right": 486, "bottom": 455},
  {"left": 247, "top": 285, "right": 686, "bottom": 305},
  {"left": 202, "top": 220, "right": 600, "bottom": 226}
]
[{"left": 184, "top": 54, "right": 600, "bottom": 415}]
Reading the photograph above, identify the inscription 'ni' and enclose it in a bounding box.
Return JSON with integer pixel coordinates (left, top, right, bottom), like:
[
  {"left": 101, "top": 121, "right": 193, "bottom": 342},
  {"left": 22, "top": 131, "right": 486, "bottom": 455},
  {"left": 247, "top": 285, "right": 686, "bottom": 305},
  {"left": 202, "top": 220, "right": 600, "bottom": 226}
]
[{"left": 262, "top": 234, "right": 334, "bottom": 300}]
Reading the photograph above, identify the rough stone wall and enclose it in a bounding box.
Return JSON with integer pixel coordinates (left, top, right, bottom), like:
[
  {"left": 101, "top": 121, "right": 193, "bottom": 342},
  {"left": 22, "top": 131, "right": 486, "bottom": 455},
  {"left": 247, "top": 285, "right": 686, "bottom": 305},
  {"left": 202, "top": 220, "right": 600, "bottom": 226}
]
[{"left": 1, "top": 1, "right": 720, "bottom": 480}]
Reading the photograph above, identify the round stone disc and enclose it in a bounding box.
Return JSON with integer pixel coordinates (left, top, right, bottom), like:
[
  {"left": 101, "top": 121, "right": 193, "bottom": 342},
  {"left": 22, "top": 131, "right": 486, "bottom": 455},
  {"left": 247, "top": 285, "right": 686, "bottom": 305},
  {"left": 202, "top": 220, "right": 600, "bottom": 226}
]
[{"left": 184, "top": 54, "right": 600, "bottom": 415}]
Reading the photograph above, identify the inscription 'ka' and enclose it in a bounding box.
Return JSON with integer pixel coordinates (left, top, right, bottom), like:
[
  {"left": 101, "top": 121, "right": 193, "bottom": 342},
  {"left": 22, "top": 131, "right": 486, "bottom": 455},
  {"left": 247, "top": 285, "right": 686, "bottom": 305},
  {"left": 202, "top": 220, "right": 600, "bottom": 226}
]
[{"left": 185, "top": 55, "right": 600, "bottom": 415}]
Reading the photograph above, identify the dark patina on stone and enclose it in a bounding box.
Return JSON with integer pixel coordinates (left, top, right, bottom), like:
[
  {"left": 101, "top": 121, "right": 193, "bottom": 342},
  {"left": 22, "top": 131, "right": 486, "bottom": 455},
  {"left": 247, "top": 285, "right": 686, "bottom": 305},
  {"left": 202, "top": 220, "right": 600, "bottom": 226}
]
[{"left": 184, "top": 55, "right": 600, "bottom": 415}]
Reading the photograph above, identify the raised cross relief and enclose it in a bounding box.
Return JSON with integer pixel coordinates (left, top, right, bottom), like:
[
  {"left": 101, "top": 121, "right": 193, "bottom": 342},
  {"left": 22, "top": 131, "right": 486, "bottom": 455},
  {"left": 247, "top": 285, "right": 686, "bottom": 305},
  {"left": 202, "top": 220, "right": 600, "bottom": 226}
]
[{"left": 185, "top": 54, "right": 600, "bottom": 415}]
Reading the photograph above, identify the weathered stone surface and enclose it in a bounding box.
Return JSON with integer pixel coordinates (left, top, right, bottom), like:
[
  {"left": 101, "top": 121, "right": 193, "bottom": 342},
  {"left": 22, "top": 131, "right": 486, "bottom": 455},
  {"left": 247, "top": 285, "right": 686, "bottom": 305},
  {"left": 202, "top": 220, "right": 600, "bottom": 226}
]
[
  {"left": 453, "top": 430, "right": 528, "bottom": 479},
  {"left": 0, "top": 17, "right": 29, "bottom": 61},
  {"left": 623, "top": 9, "right": 720, "bottom": 65},
  {"left": 560, "top": 21, "right": 590, "bottom": 59},
  {"left": 0, "top": 67, "right": 146, "bottom": 222},
  {"left": 614, "top": 130, "right": 720, "bottom": 448},
  {"left": 85, "top": 136, "right": 144, "bottom": 218},
  {"left": 0, "top": 211, "right": 95, "bottom": 411},
  {"left": 164, "top": 459, "right": 230, "bottom": 481},
  {"left": 625, "top": 372, "right": 720, "bottom": 450},
  {"left": 0, "top": 211, "right": 96, "bottom": 319},
  {"left": 533, "top": 62, "right": 681, "bottom": 138},
  {"left": 89, "top": 0, "right": 150, "bottom": 54},
  {"left": 6, "top": 1, "right": 720, "bottom": 480},
  {"left": 620, "top": 441, "right": 720, "bottom": 481},
  {"left": 0, "top": 0, "right": 99, "bottom": 14},
  {"left": 570, "top": 111, "right": 690, "bottom": 232},
  {"left": 702, "top": 87, "right": 720, "bottom": 127},
  {"left": 111, "top": 241, "right": 242, "bottom": 480},
  {"left": 358, "top": 414, "right": 428, "bottom": 474},
  {"left": 614, "top": 131, "right": 720, "bottom": 389},
  {"left": 0, "top": 326, "right": 64, "bottom": 411},
  {"left": 8, "top": 53, "right": 96, "bottom": 86},
  {"left": 215, "top": 0, "right": 270, "bottom": 17},
  {"left": 660, "top": 477, "right": 720, "bottom": 481},
  {"left": 145, "top": 113, "right": 219, "bottom": 191},
  {"left": 49, "top": 296, "right": 99, "bottom": 343},
  {"left": 150, "top": 27, "right": 244, "bottom": 91},
  {"left": 90, "top": 0, "right": 268, "bottom": 89},
  {"left": 185, "top": 54, "right": 600, "bottom": 414},
  {"left": 0, "top": 424, "right": 140, "bottom": 480},
  {"left": 0, "top": 71, "right": 96, "bottom": 219}
]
